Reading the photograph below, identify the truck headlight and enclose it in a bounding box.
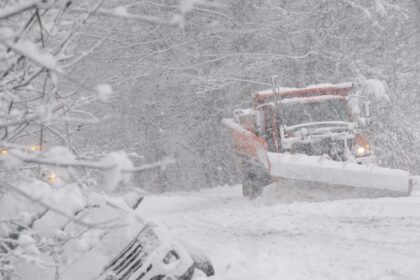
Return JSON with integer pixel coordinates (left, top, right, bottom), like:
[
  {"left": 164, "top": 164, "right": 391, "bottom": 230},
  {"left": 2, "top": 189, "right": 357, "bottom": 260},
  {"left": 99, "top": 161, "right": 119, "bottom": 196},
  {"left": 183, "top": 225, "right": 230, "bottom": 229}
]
[
  {"left": 356, "top": 146, "right": 366, "bottom": 157},
  {"left": 354, "top": 134, "right": 372, "bottom": 157}
]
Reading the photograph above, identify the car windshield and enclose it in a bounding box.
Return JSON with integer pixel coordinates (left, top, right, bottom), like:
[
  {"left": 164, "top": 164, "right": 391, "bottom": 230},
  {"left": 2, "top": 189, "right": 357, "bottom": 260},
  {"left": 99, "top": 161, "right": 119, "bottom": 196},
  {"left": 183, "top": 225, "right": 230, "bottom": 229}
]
[{"left": 282, "top": 98, "right": 350, "bottom": 126}]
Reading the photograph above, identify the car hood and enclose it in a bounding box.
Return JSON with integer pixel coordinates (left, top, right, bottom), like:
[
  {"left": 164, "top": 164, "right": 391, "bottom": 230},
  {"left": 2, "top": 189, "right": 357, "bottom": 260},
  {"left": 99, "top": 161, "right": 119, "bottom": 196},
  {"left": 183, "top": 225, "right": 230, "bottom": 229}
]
[
  {"left": 17, "top": 199, "right": 147, "bottom": 280},
  {"left": 61, "top": 207, "right": 146, "bottom": 280}
]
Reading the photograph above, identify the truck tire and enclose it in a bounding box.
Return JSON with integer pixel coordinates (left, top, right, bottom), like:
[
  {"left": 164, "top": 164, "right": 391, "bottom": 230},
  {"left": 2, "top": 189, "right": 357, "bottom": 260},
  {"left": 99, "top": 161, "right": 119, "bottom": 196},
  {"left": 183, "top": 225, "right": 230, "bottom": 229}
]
[
  {"left": 242, "top": 178, "right": 257, "bottom": 199},
  {"left": 242, "top": 180, "right": 262, "bottom": 199},
  {"left": 242, "top": 169, "right": 270, "bottom": 199}
]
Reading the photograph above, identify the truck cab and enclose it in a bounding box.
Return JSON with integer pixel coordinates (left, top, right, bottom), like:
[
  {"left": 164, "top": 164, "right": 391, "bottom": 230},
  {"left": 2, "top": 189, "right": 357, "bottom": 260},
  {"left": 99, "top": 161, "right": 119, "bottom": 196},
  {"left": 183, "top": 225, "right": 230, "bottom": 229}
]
[{"left": 236, "top": 82, "right": 375, "bottom": 164}]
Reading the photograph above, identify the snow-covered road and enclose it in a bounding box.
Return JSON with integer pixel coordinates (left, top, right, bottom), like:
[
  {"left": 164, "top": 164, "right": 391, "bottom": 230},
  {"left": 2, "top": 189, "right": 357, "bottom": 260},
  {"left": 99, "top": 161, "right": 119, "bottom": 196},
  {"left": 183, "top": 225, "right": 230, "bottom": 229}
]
[{"left": 138, "top": 184, "right": 420, "bottom": 280}]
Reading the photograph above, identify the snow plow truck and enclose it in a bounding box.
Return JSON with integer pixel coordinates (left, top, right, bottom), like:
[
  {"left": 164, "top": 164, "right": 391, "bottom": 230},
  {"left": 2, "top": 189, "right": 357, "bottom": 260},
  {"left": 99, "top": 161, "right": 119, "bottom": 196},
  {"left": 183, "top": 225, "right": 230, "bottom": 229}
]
[{"left": 223, "top": 77, "right": 413, "bottom": 198}]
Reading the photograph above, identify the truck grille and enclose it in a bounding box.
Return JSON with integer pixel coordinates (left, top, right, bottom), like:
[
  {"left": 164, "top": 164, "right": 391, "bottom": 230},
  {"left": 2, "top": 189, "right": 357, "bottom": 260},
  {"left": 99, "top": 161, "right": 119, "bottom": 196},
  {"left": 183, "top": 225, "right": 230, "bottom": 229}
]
[
  {"left": 291, "top": 139, "right": 353, "bottom": 160},
  {"left": 103, "top": 238, "right": 149, "bottom": 280}
]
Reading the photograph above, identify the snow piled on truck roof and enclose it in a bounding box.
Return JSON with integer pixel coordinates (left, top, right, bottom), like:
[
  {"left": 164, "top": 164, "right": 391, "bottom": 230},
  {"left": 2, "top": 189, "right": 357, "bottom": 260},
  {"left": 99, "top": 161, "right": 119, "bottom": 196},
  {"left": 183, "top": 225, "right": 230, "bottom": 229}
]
[
  {"left": 281, "top": 94, "right": 345, "bottom": 104},
  {"left": 256, "top": 82, "right": 353, "bottom": 95}
]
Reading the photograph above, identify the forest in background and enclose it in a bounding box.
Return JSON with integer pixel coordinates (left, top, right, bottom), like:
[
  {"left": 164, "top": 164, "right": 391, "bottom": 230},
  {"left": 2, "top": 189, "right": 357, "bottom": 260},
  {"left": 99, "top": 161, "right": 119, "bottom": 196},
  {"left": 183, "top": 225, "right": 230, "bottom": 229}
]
[
  {"left": 71, "top": 0, "right": 420, "bottom": 191},
  {"left": 1, "top": 1, "right": 419, "bottom": 279}
]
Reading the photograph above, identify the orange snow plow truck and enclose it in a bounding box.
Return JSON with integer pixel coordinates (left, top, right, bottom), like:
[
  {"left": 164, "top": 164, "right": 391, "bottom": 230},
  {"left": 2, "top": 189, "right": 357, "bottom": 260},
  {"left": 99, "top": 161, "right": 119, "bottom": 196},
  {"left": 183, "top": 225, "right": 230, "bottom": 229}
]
[{"left": 223, "top": 79, "right": 413, "bottom": 198}]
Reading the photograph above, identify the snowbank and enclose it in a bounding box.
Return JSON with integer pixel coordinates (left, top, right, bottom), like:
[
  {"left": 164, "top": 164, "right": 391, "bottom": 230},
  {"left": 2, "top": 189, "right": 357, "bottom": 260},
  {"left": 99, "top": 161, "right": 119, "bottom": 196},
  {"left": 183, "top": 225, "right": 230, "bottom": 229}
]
[{"left": 138, "top": 184, "right": 420, "bottom": 280}]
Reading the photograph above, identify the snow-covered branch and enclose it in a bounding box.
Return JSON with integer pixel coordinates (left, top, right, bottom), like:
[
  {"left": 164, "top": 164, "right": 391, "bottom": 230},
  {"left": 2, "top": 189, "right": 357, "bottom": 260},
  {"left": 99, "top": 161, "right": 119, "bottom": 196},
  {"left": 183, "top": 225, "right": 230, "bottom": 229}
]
[
  {"left": 0, "top": 0, "right": 40, "bottom": 20},
  {"left": 70, "top": 7, "right": 180, "bottom": 27},
  {"left": 1, "top": 39, "right": 61, "bottom": 73},
  {"left": 9, "top": 149, "right": 174, "bottom": 173},
  {"left": 0, "top": 179, "right": 123, "bottom": 229}
]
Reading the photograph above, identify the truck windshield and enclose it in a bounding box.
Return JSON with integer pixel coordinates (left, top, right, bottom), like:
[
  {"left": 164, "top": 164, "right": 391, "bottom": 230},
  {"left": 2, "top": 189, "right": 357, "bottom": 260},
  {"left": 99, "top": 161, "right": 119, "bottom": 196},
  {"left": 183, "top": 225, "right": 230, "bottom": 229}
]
[{"left": 282, "top": 99, "right": 350, "bottom": 126}]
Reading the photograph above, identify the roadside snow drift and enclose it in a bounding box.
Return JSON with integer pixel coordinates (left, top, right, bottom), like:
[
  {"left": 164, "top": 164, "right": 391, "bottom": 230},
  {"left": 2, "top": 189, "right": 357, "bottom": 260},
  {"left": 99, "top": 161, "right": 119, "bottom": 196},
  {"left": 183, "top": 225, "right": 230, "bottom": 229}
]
[{"left": 138, "top": 185, "right": 420, "bottom": 280}]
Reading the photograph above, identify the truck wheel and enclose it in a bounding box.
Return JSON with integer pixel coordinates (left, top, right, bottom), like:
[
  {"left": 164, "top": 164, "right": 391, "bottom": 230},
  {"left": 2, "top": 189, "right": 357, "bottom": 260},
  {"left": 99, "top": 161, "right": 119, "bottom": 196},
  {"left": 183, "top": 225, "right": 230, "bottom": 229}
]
[
  {"left": 242, "top": 173, "right": 264, "bottom": 199},
  {"left": 242, "top": 179, "right": 253, "bottom": 198}
]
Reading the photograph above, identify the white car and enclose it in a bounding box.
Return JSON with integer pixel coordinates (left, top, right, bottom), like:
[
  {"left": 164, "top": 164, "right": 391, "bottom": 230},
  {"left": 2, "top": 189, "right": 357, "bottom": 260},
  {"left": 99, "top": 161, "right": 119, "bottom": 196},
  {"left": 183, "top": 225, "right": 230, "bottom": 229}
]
[
  {"left": 2, "top": 183, "right": 213, "bottom": 280},
  {"left": 60, "top": 205, "right": 205, "bottom": 280}
]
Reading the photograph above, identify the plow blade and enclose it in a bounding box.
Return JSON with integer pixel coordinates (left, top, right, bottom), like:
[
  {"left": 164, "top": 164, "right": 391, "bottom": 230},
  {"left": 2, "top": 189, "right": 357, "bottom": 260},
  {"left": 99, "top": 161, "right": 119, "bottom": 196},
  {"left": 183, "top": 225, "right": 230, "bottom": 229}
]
[{"left": 268, "top": 153, "right": 412, "bottom": 195}]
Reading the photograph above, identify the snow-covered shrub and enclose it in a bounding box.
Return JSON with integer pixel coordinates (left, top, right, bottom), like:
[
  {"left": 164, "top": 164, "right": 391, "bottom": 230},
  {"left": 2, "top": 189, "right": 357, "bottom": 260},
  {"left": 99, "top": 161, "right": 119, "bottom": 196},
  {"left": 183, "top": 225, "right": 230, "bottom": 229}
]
[{"left": 0, "top": 0, "right": 217, "bottom": 278}]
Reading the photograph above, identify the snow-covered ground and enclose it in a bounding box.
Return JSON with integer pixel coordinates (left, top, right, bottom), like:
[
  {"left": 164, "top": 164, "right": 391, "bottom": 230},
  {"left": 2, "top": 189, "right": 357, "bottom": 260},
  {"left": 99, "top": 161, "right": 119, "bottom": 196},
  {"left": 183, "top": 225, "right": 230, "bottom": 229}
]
[{"left": 138, "top": 184, "right": 420, "bottom": 280}]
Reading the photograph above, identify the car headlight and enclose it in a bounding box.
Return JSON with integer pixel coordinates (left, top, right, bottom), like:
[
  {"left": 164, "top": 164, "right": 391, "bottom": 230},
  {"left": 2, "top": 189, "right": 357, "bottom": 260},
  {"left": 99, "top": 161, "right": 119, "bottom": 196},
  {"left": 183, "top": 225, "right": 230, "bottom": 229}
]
[
  {"left": 163, "top": 250, "right": 179, "bottom": 265},
  {"left": 30, "top": 144, "right": 42, "bottom": 151},
  {"left": 0, "top": 148, "right": 8, "bottom": 156}
]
